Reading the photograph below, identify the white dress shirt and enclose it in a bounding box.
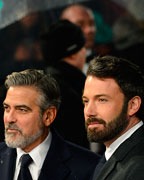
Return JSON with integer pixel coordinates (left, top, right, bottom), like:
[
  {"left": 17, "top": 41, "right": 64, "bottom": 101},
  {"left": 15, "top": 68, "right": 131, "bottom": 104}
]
[
  {"left": 13, "top": 131, "right": 52, "bottom": 180},
  {"left": 105, "top": 121, "right": 143, "bottom": 161}
]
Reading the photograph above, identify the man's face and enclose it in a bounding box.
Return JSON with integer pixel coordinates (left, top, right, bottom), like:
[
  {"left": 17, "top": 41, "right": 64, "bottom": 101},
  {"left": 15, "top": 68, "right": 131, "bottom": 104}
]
[
  {"left": 83, "top": 76, "right": 129, "bottom": 146},
  {"left": 3, "top": 86, "right": 47, "bottom": 151},
  {"left": 62, "top": 7, "right": 96, "bottom": 49}
]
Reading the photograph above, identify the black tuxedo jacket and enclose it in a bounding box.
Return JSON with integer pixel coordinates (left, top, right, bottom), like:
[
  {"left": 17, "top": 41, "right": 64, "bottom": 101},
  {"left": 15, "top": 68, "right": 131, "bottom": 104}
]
[
  {"left": 92, "top": 125, "right": 144, "bottom": 180},
  {"left": 0, "top": 129, "right": 100, "bottom": 180}
]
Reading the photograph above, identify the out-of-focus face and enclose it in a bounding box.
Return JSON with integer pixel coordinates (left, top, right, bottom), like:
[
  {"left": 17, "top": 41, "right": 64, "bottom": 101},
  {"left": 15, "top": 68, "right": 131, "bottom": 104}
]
[
  {"left": 82, "top": 76, "right": 130, "bottom": 146},
  {"left": 20, "top": 13, "right": 39, "bottom": 28},
  {"left": 61, "top": 6, "right": 96, "bottom": 49},
  {"left": 3, "top": 86, "right": 48, "bottom": 152}
]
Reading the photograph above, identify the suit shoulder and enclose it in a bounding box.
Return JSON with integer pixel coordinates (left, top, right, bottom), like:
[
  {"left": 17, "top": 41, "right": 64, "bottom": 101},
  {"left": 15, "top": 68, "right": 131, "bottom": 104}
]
[
  {"left": 62, "top": 141, "right": 101, "bottom": 179},
  {"left": 52, "top": 129, "right": 101, "bottom": 164},
  {"left": 0, "top": 142, "right": 9, "bottom": 154},
  {"left": 66, "top": 141, "right": 101, "bottom": 163},
  {"left": 0, "top": 142, "right": 7, "bottom": 150}
]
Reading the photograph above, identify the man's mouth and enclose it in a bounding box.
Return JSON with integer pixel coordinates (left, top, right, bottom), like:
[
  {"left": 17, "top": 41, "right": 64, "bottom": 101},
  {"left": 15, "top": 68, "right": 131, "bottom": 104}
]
[
  {"left": 88, "top": 121, "right": 104, "bottom": 129},
  {"left": 6, "top": 128, "right": 19, "bottom": 133}
]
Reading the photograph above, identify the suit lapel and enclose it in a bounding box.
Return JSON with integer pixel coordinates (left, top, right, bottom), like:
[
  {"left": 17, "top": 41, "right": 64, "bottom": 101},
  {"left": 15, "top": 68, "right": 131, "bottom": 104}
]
[
  {"left": 94, "top": 155, "right": 117, "bottom": 180},
  {"left": 0, "top": 146, "right": 16, "bottom": 180},
  {"left": 38, "top": 129, "right": 76, "bottom": 180},
  {"left": 95, "top": 125, "right": 144, "bottom": 180}
]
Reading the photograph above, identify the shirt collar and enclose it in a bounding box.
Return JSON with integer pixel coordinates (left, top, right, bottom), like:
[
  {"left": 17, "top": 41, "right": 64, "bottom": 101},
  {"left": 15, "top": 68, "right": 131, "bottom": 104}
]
[
  {"left": 105, "top": 121, "right": 143, "bottom": 161},
  {"left": 16, "top": 131, "right": 52, "bottom": 168}
]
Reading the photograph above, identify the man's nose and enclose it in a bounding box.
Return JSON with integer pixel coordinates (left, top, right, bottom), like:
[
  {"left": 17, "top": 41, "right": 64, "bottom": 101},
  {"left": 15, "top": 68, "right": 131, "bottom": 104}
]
[
  {"left": 84, "top": 25, "right": 96, "bottom": 34},
  {"left": 84, "top": 101, "right": 97, "bottom": 117},
  {"left": 4, "top": 110, "right": 17, "bottom": 123}
]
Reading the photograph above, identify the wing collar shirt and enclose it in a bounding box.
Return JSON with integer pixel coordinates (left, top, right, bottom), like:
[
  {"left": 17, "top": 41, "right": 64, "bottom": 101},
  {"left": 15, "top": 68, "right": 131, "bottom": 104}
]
[
  {"left": 105, "top": 121, "right": 143, "bottom": 161},
  {"left": 13, "top": 131, "right": 52, "bottom": 180}
]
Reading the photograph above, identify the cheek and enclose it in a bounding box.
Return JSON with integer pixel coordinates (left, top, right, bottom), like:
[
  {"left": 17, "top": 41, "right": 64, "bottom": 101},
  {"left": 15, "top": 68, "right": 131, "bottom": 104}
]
[
  {"left": 100, "top": 104, "right": 122, "bottom": 122},
  {"left": 19, "top": 115, "right": 41, "bottom": 134},
  {"left": 84, "top": 107, "right": 87, "bottom": 118},
  {"left": 3, "top": 113, "right": 7, "bottom": 123},
  {"left": 83, "top": 104, "right": 89, "bottom": 115},
  {"left": 22, "top": 122, "right": 40, "bottom": 136},
  {"left": 92, "top": 27, "right": 96, "bottom": 34}
]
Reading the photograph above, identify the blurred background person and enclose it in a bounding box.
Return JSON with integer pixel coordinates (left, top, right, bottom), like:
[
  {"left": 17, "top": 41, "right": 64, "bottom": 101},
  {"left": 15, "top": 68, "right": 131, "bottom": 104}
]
[
  {"left": 13, "top": 38, "right": 43, "bottom": 62},
  {"left": 60, "top": 4, "right": 96, "bottom": 63},
  {"left": 60, "top": 4, "right": 113, "bottom": 69},
  {"left": 0, "top": 12, "right": 43, "bottom": 62},
  {"left": 60, "top": 5, "right": 106, "bottom": 154},
  {"left": 110, "top": 0, "right": 144, "bottom": 71},
  {"left": 40, "top": 20, "right": 90, "bottom": 150}
]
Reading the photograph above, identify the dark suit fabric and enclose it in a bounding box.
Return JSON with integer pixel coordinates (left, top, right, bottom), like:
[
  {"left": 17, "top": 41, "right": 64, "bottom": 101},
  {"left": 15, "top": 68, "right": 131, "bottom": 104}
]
[
  {"left": 92, "top": 125, "right": 144, "bottom": 180},
  {"left": 45, "top": 61, "right": 89, "bottom": 149},
  {"left": 0, "top": 129, "right": 101, "bottom": 180}
]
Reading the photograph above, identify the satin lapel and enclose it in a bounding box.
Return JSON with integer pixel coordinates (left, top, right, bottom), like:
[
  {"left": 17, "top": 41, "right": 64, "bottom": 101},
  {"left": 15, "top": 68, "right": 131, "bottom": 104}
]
[
  {"left": 0, "top": 147, "right": 16, "bottom": 180},
  {"left": 38, "top": 129, "right": 76, "bottom": 180}
]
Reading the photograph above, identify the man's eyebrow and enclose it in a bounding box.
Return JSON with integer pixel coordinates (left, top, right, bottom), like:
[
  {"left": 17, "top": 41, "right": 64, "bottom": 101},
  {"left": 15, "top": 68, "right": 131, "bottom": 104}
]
[
  {"left": 3, "top": 102, "right": 8, "bottom": 106},
  {"left": 3, "top": 103, "right": 32, "bottom": 111},
  {"left": 94, "top": 94, "right": 109, "bottom": 98},
  {"left": 16, "top": 105, "right": 32, "bottom": 111},
  {"left": 82, "top": 94, "right": 110, "bottom": 99},
  {"left": 82, "top": 95, "right": 87, "bottom": 99}
]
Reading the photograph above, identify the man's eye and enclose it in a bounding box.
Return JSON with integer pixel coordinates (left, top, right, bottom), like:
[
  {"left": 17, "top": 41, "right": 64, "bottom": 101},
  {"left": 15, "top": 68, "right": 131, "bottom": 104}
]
[
  {"left": 3, "top": 106, "right": 10, "bottom": 112},
  {"left": 98, "top": 98, "right": 107, "bottom": 102},
  {"left": 3, "top": 105, "right": 9, "bottom": 109},
  {"left": 19, "top": 108, "right": 27, "bottom": 112},
  {"left": 82, "top": 100, "right": 88, "bottom": 104}
]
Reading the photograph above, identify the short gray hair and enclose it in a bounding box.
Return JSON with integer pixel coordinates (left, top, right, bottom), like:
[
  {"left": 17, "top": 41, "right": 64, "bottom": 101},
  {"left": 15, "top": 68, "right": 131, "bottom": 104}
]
[{"left": 5, "top": 69, "right": 61, "bottom": 114}]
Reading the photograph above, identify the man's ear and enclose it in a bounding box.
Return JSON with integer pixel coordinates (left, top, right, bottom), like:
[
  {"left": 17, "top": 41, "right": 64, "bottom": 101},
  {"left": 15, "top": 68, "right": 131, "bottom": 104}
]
[
  {"left": 128, "top": 96, "right": 141, "bottom": 116},
  {"left": 43, "top": 106, "right": 57, "bottom": 126}
]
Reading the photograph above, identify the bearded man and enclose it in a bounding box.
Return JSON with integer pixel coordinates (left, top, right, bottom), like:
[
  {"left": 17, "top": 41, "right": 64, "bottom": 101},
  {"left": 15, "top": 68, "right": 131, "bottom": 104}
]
[{"left": 82, "top": 55, "right": 144, "bottom": 180}]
